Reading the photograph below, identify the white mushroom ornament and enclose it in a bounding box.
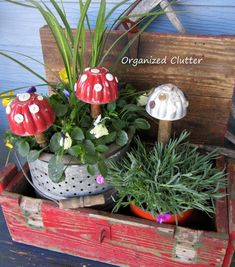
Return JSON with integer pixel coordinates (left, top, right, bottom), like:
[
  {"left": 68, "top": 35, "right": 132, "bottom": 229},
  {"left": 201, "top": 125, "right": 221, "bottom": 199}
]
[
  {"left": 146, "top": 84, "right": 188, "bottom": 144},
  {"left": 6, "top": 93, "right": 55, "bottom": 147}
]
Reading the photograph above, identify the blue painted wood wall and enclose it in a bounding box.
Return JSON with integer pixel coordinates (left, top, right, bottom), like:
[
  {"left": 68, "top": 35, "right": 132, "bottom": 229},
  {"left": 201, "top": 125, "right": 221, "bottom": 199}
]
[{"left": 0, "top": 0, "right": 235, "bottom": 168}]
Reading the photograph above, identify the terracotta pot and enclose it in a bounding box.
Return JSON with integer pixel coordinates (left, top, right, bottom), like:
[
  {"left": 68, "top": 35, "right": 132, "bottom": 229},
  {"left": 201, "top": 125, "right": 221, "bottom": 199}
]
[{"left": 130, "top": 204, "right": 193, "bottom": 224}]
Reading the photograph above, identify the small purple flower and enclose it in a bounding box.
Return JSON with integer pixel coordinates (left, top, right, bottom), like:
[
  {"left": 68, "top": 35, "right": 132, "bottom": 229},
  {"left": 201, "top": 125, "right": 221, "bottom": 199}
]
[
  {"left": 27, "top": 86, "right": 37, "bottom": 93},
  {"left": 149, "top": 100, "right": 155, "bottom": 109},
  {"left": 63, "top": 89, "right": 70, "bottom": 98},
  {"left": 96, "top": 175, "right": 105, "bottom": 185},
  {"left": 156, "top": 213, "right": 171, "bottom": 224}
]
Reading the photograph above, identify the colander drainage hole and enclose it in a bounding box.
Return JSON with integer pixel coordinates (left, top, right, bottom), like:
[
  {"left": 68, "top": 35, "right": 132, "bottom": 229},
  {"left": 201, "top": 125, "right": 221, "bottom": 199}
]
[
  {"left": 65, "top": 181, "right": 68, "bottom": 184},
  {"left": 81, "top": 189, "right": 84, "bottom": 191},
  {"left": 53, "top": 187, "right": 56, "bottom": 189},
  {"left": 48, "top": 189, "right": 50, "bottom": 191},
  {"left": 73, "top": 185, "right": 76, "bottom": 188},
  {"left": 74, "top": 193, "right": 77, "bottom": 196},
  {"left": 60, "top": 192, "right": 63, "bottom": 195},
  {"left": 71, "top": 177, "right": 75, "bottom": 180},
  {"left": 102, "top": 188, "right": 105, "bottom": 191},
  {"left": 87, "top": 176, "right": 90, "bottom": 178},
  {"left": 59, "top": 184, "right": 61, "bottom": 187},
  {"left": 66, "top": 189, "right": 69, "bottom": 192},
  {"left": 89, "top": 192, "right": 91, "bottom": 194},
  {"left": 79, "top": 181, "right": 83, "bottom": 183},
  {"left": 88, "top": 184, "right": 91, "bottom": 186},
  {"left": 46, "top": 181, "right": 49, "bottom": 184}
]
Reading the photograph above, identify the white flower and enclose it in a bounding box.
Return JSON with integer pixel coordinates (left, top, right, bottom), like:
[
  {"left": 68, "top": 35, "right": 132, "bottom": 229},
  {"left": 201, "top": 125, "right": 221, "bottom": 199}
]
[
  {"left": 94, "top": 114, "right": 102, "bottom": 126},
  {"left": 137, "top": 93, "right": 148, "bottom": 106},
  {"left": 90, "top": 124, "right": 109, "bottom": 139},
  {"left": 59, "top": 133, "right": 72, "bottom": 149}
]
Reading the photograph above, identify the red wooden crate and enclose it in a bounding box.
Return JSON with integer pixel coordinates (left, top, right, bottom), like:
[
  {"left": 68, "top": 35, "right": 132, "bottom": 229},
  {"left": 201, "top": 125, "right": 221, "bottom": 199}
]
[{"left": 0, "top": 161, "right": 231, "bottom": 267}]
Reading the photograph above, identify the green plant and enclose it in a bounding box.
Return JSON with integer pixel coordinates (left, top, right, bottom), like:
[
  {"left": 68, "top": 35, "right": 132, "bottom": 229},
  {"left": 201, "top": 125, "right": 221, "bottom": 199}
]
[
  {"left": 106, "top": 131, "right": 226, "bottom": 217},
  {"left": 1, "top": 0, "right": 166, "bottom": 93},
  {"left": 5, "top": 84, "right": 150, "bottom": 182},
  {"left": 1, "top": 0, "right": 169, "bottom": 182}
]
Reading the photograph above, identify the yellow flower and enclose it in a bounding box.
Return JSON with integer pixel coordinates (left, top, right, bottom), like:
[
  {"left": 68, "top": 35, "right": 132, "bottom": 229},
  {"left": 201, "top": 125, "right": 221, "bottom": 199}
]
[
  {"left": 59, "top": 68, "right": 69, "bottom": 84},
  {"left": 5, "top": 140, "right": 13, "bottom": 149},
  {"left": 1, "top": 91, "right": 14, "bottom": 107}
]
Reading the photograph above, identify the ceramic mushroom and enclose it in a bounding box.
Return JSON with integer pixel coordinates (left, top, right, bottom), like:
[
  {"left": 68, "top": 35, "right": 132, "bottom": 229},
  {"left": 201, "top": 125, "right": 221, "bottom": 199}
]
[
  {"left": 75, "top": 67, "right": 118, "bottom": 118},
  {"left": 6, "top": 93, "right": 55, "bottom": 147},
  {"left": 146, "top": 84, "right": 188, "bottom": 144}
]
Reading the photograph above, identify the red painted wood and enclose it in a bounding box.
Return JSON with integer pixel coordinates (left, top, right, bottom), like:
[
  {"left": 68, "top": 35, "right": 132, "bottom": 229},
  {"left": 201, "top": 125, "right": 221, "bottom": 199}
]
[
  {"left": 222, "top": 241, "right": 234, "bottom": 267},
  {"left": 0, "top": 163, "right": 229, "bottom": 267},
  {"left": 0, "top": 163, "right": 17, "bottom": 193}
]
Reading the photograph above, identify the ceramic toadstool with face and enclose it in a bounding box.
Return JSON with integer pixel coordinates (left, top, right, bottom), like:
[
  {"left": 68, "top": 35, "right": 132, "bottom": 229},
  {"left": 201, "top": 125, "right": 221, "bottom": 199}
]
[
  {"left": 6, "top": 93, "right": 55, "bottom": 147},
  {"left": 75, "top": 67, "right": 118, "bottom": 118},
  {"left": 146, "top": 83, "right": 188, "bottom": 144}
]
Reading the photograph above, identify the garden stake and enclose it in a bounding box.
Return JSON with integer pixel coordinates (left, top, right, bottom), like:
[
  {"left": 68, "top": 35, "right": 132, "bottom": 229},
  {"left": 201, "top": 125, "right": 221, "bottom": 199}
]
[
  {"left": 146, "top": 84, "right": 188, "bottom": 144},
  {"left": 6, "top": 93, "right": 55, "bottom": 147},
  {"left": 75, "top": 67, "right": 119, "bottom": 119}
]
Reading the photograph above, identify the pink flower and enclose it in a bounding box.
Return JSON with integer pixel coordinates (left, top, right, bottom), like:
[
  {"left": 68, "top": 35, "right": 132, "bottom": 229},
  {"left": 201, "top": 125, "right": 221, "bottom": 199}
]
[
  {"left": 96, "top": 175, "right": 105, "bottom": 185},
  {"left": 156, "top": 214, "right": 171, "bottom": 224}
]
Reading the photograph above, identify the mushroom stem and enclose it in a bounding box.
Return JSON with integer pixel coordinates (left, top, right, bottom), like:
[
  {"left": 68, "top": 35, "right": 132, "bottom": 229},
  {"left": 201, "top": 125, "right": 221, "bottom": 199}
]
[
  {"left": 158, "top": 120, "right": 172, "bottom": 145},
  {"left": 35, "top": 133, "right": 47, "bottom": 148},
  {"left": 91, "top": 104, "right": 101, "bottom": 119}
]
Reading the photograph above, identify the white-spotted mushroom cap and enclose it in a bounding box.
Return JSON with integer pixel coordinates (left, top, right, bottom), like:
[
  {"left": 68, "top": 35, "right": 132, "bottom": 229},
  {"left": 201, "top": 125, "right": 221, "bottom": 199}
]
[
  {"left": 146, "top": 84, "right": 188, "bottom": 121},
  {"left": 6, "top": 93, "right": 55, "bottom": 136},
  {"left": 75, "top": 67, "right": 118, "bottom": 104}
]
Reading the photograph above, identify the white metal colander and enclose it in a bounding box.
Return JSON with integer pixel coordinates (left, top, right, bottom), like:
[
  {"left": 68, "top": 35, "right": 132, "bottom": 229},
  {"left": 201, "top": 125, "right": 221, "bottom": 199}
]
[{"left": 29, "top": 142, "right": 130, "bottom": 201}]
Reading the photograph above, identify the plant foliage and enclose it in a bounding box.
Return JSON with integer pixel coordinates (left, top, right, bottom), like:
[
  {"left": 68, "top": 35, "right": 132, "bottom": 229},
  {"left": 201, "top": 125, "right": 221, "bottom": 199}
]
[{"left": 106, "top": 131, "right": 227, "bottom": 216}]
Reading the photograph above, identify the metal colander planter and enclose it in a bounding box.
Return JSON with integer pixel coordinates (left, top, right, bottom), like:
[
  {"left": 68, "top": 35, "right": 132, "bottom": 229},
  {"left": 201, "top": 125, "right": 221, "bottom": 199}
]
[{"left": 29, "top": 141, "right": 130, "bottom": 201}]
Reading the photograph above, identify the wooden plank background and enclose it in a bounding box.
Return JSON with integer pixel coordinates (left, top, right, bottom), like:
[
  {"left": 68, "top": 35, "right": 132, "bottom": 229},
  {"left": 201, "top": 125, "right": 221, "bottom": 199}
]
[
  {"left": 40, "top": 27, "right": 235, "bottom": 145},
  {"left": 1, "top": 0, "right": 235, "bottom": 165}
]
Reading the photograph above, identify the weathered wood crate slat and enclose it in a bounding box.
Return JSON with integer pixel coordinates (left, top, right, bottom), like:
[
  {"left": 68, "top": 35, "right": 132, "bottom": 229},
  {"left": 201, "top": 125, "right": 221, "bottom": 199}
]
[
  {"left": 40, "top": 27, "right": 235, "bottom": 146},
  {"left": 0, "top": 162, "right": 230, "bottom": 267}
]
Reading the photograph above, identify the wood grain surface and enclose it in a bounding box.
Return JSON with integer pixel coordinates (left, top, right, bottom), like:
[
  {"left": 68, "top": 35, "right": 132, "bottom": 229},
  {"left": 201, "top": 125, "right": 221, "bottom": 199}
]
[
  {"left": 0, "top": 163, "right": 230, "bottom": 267},
  {"left": 40, "top": 28, "right": 235, "bottom": 145}
]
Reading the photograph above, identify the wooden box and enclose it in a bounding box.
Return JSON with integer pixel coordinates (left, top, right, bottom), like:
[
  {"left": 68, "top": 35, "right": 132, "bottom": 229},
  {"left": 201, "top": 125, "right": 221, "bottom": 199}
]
[
  {"left": 0, "top": 161, "right": 231, "bottom": 267},
  {"left": 1, "top": 29, "right": 235, "bottom": 266}
]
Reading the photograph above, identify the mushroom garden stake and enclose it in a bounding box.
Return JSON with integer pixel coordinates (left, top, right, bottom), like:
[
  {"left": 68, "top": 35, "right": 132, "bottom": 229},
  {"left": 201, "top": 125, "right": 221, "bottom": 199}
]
[
  {"left": 6, "top": 93, "right": 55, "bottom": 147},
  {"left": 75, "top": 67, "right": 119, "bottom": 119},
  {"left": 146, "top": 84, "right": 188, "bottom": 144}
]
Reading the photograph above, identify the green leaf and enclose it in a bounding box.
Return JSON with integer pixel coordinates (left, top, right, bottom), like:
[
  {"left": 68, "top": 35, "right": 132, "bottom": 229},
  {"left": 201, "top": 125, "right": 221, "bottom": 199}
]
[
  {"left": 123, "top": 104, "right": 141, "bottom": 112},
  {"left": 84, "top": 153, "right": 98, "bottom": 165},
  {"left": 112, "top": 119, "right": 126, "bottom": 130},
  {"left": 98, "top": 160, "right": 108, "bottom": 177},
  {"left": 84, "top": 140, "right": 96, "bottom": 155},
  {"left": 28, "top": 150, "right": 41, "bottom": 163},
  {"left": 116, "top": 130, "right": 128, "bottom": 146},
  {"left": 104, "top": 132, "right": 117, "bottom": 144},
  {"left": 48, "top": 155, "right": 65, "bottom": 183},
  {"left": 54, "top": 103, "right": 68, "bottom": 117},
  {"left": 49, "top": 133, "right": 62, "bottom": 153},
  {"left": 87, "top": 165, "right": 96, "bottom": 176},
  {"left": 68, "top": 145, "right": 82, "bottom": 157},
  {"left": 107, "top": 102, "right": 116, "bottom": 112},
  {"left": 71, "top": 127, "right": 85, "bottom": 141},
  {"left": 16, "top": 140, "right": 30, "bottom": 157},
  {"left": 134, "top": 118, "right": 150, "bottom": 130},
  {"left": 96, "top": 144, "right": 109, "bottom": 153}
]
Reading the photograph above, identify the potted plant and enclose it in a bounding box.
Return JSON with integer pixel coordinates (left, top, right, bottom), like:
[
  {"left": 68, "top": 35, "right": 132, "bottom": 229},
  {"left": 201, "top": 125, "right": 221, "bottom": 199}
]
[
  {"left": 106, "top": 131, "right": 227, "bottom": 224},
  {"left": 0, "top": 0, "right": 165, "bottom": 201}
]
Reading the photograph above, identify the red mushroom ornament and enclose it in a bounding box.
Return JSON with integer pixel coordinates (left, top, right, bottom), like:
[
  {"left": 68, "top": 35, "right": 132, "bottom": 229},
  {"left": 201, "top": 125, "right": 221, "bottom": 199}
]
[
  {"left": 6, "top": 93, "right": 55, "bottom": 147},
  {"left": 75, "top": 67, "right": 118, "bottom": 118}
]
